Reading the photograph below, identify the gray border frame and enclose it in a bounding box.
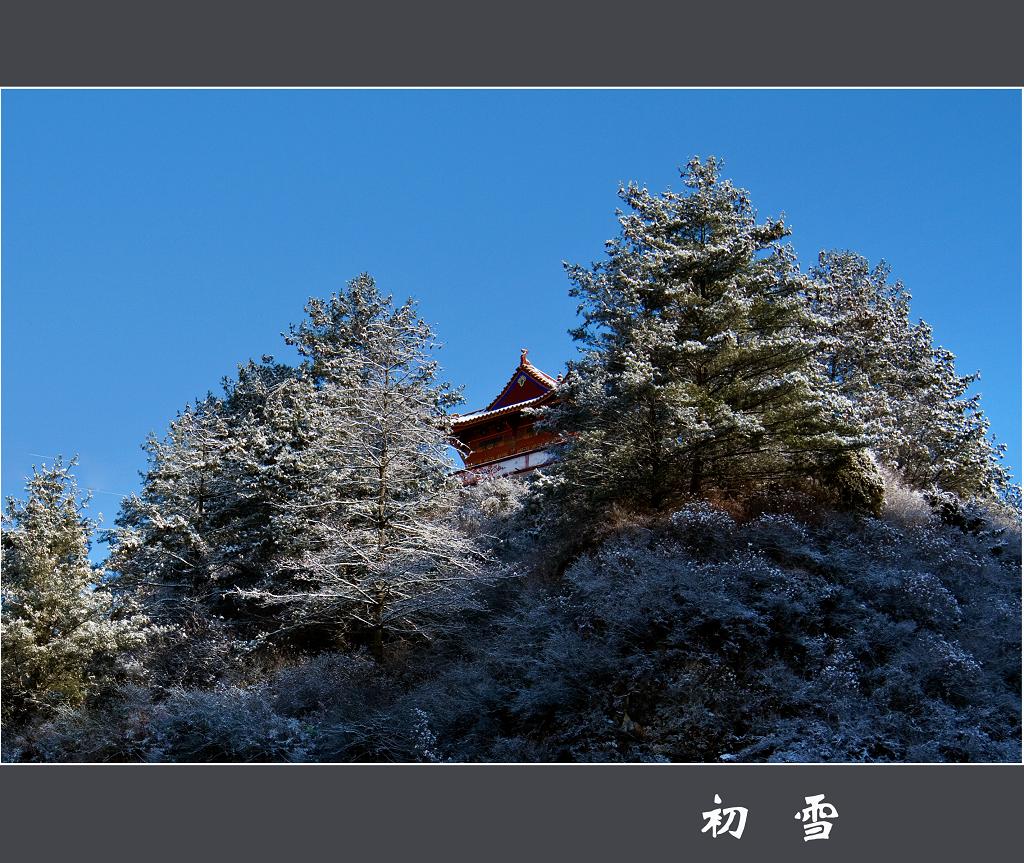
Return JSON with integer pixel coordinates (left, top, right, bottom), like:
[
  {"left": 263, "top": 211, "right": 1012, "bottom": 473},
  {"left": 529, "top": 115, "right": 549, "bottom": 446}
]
[
  {"left": 1, "top": 1, "right": 1022, "bottom": 858},
  {"left": 1, "top": 764, "right": 1022, "bottom": 859},
  {"left": 1, "top": 0, "right": 1023, "bottom": 85}
]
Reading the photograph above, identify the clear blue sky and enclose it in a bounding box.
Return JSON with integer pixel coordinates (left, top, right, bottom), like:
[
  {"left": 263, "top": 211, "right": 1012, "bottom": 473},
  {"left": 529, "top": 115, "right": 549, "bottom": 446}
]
[{"left": 3, "top": 89, "right": 1021, "bottom": 546}]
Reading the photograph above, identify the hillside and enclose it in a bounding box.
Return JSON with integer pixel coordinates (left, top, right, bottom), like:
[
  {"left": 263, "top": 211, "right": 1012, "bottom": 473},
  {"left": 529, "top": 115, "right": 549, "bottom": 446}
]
[
  {"left": 3, "top": 158, "right": 1019, "bottom": 763},
  {"left": 6, "top": 477, "right": 1020, "bottom": 762}
]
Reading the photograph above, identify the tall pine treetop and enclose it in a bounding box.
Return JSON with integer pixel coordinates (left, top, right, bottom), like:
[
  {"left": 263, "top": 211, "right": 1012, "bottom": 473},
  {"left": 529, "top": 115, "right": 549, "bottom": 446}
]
[{"left": 552, "top": 157, "right": 871, "bottom": 514}]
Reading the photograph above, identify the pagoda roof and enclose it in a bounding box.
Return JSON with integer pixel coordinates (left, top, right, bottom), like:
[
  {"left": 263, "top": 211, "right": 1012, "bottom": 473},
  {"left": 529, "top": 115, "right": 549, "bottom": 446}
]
[
  {"left": 451, "top": 391, "right": 556, "bottom": 428},
  {"left": 451, "top": 349, "right": 560, "bottom": 430}
]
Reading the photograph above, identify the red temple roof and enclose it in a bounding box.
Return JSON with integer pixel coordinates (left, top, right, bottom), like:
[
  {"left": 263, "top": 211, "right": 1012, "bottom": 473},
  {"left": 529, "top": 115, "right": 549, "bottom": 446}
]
[{"left": 451, "top": 349, "right": 560, "bottom": 430}]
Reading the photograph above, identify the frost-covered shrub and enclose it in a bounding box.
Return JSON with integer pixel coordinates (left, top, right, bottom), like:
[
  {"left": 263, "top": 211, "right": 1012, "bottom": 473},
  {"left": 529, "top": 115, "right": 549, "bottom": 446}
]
[
  {"left": 456, "top": 475, "right": 545, "bottom": 566},
  {"left": 738, "top": 512, "right": 820, "bottom": 572},
  {"left": 7, "top": 480, "right": 1018, "bottom": 764},
  {"left": 888, "top": 570, "right": 962, "bottom": 629},
  {"left": 423, "top": 505, "right": 1020, "bottom": 763},
  {"left": 458, "top": 476, "right": 529, "bottom": 532},
  {"left": 880, "top": 469, "right": 934, "bottom": 527},
  {"left": 146, "top": 685, "right": 310, "bottom": 762},
  {"left": 7, "top": 680, "right": 307, "bottom": 763},
  {"left": 743, "top": 511, "right": 810, "bottom": 545},
  {"left": 913, "top": 634, "right": 983, "bottom": 702},
  {"left": 823, "top": 450, "right": 885, "bottom": 515},
  {"left": 669, "top": 502, "right": 738, "bottom": 555},
  {"left": 268, "top": 652, "right": 386, "bottom": 717},
  {"left": 7, "top": 685, "right": 158, "bottom": 763}
]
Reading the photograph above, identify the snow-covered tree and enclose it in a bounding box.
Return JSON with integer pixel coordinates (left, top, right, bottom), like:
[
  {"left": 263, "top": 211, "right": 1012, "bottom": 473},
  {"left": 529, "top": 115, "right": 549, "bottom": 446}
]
[
  {"left": 2, "top": 459, "right": 156, "bottom": 726},
  {"left": 547, "top": 157, "right": 871, "bottom": 517},
  {"left": 810, "top": 250, "right": 1011, "bottom": 500},
  {"left": 240, "top": 275, "right": 488, "bottom": 656},
  {"left": 107, "top": 359, "right": 306, "bottom": 623},
  {"left": 897, "top": 328, "right": 1010, "bottom": 499},
  {"left": 210, "top": 359, "right": 313, "bottom": 577},
  {"left": 110, "top": 278, "right": 487, "bottom": 655},
  {"left": 107, "top": 394, "right": 236, "bottom": 620}
]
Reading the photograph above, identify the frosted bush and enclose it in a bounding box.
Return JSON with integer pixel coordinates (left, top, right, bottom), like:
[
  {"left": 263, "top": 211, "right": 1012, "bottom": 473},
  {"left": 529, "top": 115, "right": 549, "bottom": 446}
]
[
  {"left": 148, "top": 686, "right": 311, "bottom": 762},
  {"left": 892, "top": 571, "right": 962, "bottom": 628},
  {"left": 670, "top": 501, "right": 736, "bottom": 533},
  {"left": 817, "top": 650, "right": 861, "bottom": 698},
  {"left": 744, "top": 511, "right": 810, "bottom": 544},
  {"left": 8, "top": 470, "right": 1018, "bottom": 764},
  {"left": 669, "top": 502, "right": 737, "bottom": 555},
  {"left": 410, "top": 707, "right": 441, "bottom": 763},
  {"left": 917, "top": 634, "right": 983, "bottom": 701},
  {"left": 880, "top": 469, "right": 934, "bottom": 526}
]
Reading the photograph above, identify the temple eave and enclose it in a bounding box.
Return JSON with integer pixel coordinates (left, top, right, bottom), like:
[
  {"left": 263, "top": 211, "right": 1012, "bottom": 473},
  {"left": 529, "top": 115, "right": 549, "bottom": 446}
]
[{"left": 449, "top": 349, "right": 562, "bottom": 478}]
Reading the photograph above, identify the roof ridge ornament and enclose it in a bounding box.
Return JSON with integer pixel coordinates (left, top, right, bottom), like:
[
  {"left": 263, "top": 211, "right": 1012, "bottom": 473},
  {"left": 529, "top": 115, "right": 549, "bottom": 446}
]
[{"left": 520, "top": 347, "right": 529, "bottom": 365}]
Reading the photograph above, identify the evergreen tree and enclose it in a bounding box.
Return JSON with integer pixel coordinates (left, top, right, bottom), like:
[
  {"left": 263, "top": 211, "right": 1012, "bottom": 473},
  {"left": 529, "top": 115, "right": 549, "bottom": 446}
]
[
  {"left": 2, "top": 459, "right": 155, "bottom": 726},
  {"left": 108, "top": 394, "right": 236, "bottom": 620},
  {"left": 810, "top": 250, "right": 1011, "bottom": 500},
  {"left": 110, "top": 279, "right": 485, "bottom": 654},
  {"left": 206, "top": 358, "right": 319, "bottom": 599},
  {"left": 548, "top": 157, "right": 871, "bottom": 516},
  {"left": 108, "top": 359, "right": 312, "bottom": 626},
  {"left": 239, "top": 275, "right": 487, "bottom": 656}
]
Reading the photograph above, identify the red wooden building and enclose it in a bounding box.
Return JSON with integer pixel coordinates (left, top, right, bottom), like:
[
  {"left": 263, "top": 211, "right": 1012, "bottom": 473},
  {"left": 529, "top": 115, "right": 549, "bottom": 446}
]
[{"left": 451, "top": 349, "right": 561, "bottom": 481}]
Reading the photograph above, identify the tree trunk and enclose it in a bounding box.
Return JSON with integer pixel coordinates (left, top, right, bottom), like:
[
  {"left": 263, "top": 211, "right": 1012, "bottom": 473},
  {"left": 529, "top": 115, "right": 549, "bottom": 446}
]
[
  {"left": 370, "top": 588, "right": 386, "bottom": 661},
  {"left": 370, "top": 623, "right": 384, "bottom": 662},
  {"left": 690, "top": 456, "right": 703, "bottom": 496}
]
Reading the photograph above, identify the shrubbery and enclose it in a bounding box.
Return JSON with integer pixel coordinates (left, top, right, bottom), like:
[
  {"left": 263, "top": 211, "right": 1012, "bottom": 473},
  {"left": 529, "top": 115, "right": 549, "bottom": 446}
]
[{"left": 10, "top": 491, "right": 1018, "bottom": 763}]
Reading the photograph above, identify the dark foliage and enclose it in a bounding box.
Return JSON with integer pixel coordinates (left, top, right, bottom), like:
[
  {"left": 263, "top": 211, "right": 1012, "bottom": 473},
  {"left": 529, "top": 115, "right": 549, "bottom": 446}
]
[{"left": 10, "top": 491, "right": 1018, "bottom": 763}]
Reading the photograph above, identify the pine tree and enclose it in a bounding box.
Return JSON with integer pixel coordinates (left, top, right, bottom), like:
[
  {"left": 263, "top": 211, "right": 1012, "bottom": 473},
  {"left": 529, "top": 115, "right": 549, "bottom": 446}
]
[
  {"left": 810, "top": 250, "right": 1011, "bottom": 500},
  {"left": 2, "top": 459, "right": 155, "bottom": 726},
  {"left": 110, "top": 279, "right": 486, "bottom": 654},
  {"left": 108, "top": 359, "right": 309, "bottom": 625},
  {"left": 548, "top": 157, "right": 870, "bottom": 517},
  {"left": 107, "top": 394, "right": 236, "bottom": 620},
  {"left": 239, "top": 274, "right": 487, "bottom": 656},
  {"left": 207, "top": 358, "right": 319, "bottom": 598}
]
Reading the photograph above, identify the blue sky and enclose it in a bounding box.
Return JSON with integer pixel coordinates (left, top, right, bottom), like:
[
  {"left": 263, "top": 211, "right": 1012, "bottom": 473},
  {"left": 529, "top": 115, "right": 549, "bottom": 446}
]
[{"left": 2, "top": 89, "right": 1020, "bottom": 547}]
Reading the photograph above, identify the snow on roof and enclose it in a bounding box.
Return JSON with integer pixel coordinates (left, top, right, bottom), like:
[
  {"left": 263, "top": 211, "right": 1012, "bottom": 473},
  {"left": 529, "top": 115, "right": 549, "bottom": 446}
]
[
  {"left": 483, "top": 349, "right": 559, "bottom": 408},
  {"left": 451, "top": 393, "right": 552, "bottom": 426},
  {"left": 451, "top": 349, "right": 561, "bottom": 429},
  {"left": 516, "top": 354, "right": 559, "bottom": 391}
]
